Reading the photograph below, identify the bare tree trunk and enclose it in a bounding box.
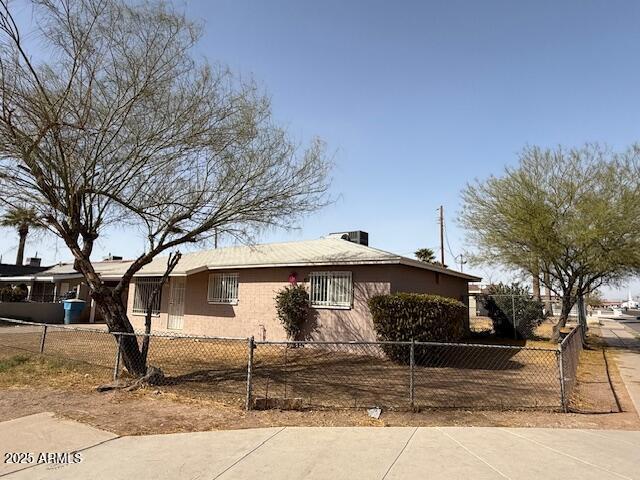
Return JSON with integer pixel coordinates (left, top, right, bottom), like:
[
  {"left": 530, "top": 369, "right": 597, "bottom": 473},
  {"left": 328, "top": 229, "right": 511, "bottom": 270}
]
[
  {"left": 140, "top": 252, "right": 181, "bottom": 372},
  {"left": 532, "top": 274, "right": 541, "bottom": 301},
  {"left": 552, "top": 295, "right": 575, "bottom": 341},
  {"left": 15, "top": 225, "right": 28, "bottom": 265},
  {"left": 543, "top": 271, "right": 552, "bottom": 314},
  {"left": 93, "top": 290, "right": 146, "bottom": 376}
]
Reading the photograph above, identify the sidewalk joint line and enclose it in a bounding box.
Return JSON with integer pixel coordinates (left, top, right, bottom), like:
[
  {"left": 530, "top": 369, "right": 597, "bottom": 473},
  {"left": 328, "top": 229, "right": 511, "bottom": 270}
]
[
  {"left": 212, "top": 426, "right": 286, "bottom": 479},
  {"left": 578, "top": 429, "right": 638, "bottom": 448},
  {"left": 380, "top": 427, "right": 418, "bottom": 480},
  {"left": 436, "top": 428, "right": 511, "bottom": 479},
  {"left": 500, "top": 428, "right": 633, "bottom": 480}
]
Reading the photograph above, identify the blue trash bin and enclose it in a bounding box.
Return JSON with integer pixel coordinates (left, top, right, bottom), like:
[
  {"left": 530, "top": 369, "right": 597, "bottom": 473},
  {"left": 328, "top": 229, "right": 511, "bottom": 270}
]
[{"left": 63, "top": 299, "right": 86, "bottom": 324}]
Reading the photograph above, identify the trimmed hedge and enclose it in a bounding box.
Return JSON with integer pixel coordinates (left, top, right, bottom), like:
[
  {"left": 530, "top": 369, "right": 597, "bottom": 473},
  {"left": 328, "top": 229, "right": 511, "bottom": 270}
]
[{"left": 368, "top": 293, "right": 466, "bottom": 363}]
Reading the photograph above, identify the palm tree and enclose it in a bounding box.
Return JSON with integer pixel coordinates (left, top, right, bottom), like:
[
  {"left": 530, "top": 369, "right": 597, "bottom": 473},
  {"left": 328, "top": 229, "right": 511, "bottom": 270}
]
[
  {"left": 415, "top": 247, "right": 437, "bottom": 263},
  {"left": 0, "top": 207, "right": 43, "bottom": 265}
]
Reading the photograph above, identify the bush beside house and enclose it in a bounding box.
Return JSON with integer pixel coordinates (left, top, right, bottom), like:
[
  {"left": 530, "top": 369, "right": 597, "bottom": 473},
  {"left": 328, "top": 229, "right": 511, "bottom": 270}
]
[
  {"left": 368, "top": 293, "right": 466, "bottom": 363},
  {"left": 275, "top": 284, "right": 311, "bottom": 341}
]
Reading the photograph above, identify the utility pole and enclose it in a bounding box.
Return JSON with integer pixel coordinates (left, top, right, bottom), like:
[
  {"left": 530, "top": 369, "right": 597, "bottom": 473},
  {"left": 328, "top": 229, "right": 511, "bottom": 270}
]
[
  {"left": 439, "top": 205, "right": 445, "bottom": 266},
  {"left": 455, "top": 254, "right": 467, "bottom": 272}
]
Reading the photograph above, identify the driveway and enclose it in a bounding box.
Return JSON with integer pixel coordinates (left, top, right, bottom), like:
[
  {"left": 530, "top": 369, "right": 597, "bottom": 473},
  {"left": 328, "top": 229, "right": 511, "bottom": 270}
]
[{"left": 0, "top": 413, "right": 638, "bottom": 479}]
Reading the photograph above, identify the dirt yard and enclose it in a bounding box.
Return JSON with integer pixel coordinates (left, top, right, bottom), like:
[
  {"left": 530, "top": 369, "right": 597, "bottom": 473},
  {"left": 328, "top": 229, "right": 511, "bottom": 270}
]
[
  {"left": 0, "top": 325, "right": 562, "bottom": 410},
  {"left": 0, "top": 324, "right": 638, "bottom": 434}
]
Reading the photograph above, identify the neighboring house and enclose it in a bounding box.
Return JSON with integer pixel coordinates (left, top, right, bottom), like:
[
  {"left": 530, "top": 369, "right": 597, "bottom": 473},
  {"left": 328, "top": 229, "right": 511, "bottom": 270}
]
[
  {"left": 0, "top": 256, "right": 131, "bottom": 323},
  {"left": 0, "top": 257, "right": 48, "bottom": 278},
  {"left": 127, "top": 232, "right": 481, "bottom": 341},
  {"left": 468, "top": 283, "right": 491, "bottom": 317},
  {"left": 0, "top": 257, "right": 50, "bottom": 298}
]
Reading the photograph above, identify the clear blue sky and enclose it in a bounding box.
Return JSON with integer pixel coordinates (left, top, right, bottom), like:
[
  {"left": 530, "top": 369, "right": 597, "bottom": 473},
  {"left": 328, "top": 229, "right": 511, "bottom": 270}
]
[{"left": 2, "top": 0, "right": 639, "bottom": 299}]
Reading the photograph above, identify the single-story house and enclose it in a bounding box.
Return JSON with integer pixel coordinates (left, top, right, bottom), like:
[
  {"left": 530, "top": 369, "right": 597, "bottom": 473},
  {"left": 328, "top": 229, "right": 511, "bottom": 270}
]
[
  {"left": 0, "top": 256, "right": 131, "bottom": 323},
  {"left": 0, "top": 258, "right": 50, "bottom": 296},
  {"left": 0, "top": 232, "right": 481, "bottom": 339},
  {"left": 128, "top": 232, "right": 481, "bottom": 341}
]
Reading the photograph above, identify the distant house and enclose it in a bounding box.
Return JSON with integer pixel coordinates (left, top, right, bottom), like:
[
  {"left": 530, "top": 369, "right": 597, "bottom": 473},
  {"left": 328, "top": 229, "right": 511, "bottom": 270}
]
[
  {"left": 128, "top": 232, "right": 481, "bottom": 341},
  {"left": 0, "top": 257, "right": 48, "bottom": 278},
  {"left": 0, "top": 257, "right": 50, "bottom": 299},
  {"left": 0, "top": 256, "right": 131, "bottom": 323}
]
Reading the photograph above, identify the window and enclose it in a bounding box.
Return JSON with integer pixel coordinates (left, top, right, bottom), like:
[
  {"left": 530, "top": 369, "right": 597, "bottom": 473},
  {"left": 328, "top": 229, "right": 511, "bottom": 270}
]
[
  {"left": 133, "top": 277, "right": 162, "bottom": 315},
  {"left": 208, "top": 273, "right": 239, "bottom": 304},
  {"left": 309, "top": 271, "right": 353, "bottom": 308}
]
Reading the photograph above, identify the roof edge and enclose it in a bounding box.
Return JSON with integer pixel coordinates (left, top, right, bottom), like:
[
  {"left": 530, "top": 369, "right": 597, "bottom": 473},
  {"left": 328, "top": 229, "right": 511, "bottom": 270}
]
[{"left": 134, "top": 258, "right": 482, "bottom": 282}]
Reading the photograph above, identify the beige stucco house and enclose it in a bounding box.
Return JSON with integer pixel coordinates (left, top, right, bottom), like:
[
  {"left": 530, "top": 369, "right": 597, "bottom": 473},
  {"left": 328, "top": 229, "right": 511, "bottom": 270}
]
[
  {"left": 0, "top": 232, "right": 481, "bottom": 339},
  {"left": 127, "top": 233, "right": 481, "bottom": 341}
]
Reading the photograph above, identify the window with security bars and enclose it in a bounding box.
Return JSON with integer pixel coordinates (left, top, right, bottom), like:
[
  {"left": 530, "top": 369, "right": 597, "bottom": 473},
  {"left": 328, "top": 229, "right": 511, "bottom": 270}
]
[
  {"left": 309, "top": 271, "right": 353, "bottom": 308},
  {"left": 133, "top": 277, "right": 162, "bottom": 315},
  {"left": 208, "top": 273, "right": 239, "bottom": 304}
]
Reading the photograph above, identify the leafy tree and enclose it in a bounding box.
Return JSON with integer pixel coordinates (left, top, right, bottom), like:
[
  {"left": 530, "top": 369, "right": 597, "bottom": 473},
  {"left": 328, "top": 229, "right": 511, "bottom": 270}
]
[
  {"left": 0, "top": 207, "right": 43, "bottom": 265},
  {"left": 461, "top": 144, "right": 640, "bottom": 337},
  {"left": 0, "top": 0, "right": 331, "bottom": 375},
  {"left": 415, "top": 248, "right": 436, "bottom": 263},
  {"left": 275, "top": 284, "right": 310, "bottom": 341},
  {"left": 586, "top": 290, "right": 604, "bottom": 308}
]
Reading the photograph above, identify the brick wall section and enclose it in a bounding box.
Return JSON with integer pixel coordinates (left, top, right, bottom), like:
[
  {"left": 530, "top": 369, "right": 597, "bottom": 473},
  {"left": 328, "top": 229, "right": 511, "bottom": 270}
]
[{"left": 127, "top": 264, "right": 470, "bottom": 341}]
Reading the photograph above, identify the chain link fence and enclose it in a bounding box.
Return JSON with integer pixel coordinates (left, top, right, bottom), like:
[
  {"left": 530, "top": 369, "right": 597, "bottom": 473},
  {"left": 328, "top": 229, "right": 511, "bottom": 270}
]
[
  {"left": 467, "top": 293, "right": 556, "bottom": 339},
  {"left": 0, "top": 317, "right": 584, "bottom": 412},
  {"left": 559, "top": 324, "right": 584, "bottom": 410}
]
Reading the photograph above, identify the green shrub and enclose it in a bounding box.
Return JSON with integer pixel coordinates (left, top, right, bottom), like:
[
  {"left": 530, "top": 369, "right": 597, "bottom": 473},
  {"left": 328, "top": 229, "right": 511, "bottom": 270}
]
[
  {"left": 368, "top": 293, "right": 466, "bottom": 363},
  {"left": 0, "top": 284, "right": 28, "bottom": 302},
  {"left": 275, "top": 284, "right": 310, "bottom": 341},
  {"left": 480, "top": 282, "right": 546, "bottom": 339}
]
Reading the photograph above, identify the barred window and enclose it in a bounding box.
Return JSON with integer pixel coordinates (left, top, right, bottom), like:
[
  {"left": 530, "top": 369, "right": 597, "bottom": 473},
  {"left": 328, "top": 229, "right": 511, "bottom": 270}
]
[
  {"left": 133, "top": 277, "right": 162, "bottom": 315},
  {"left": 309, "top": 271, "right": 352, "bottom": 308},
  {"left": 208, "top": 273, "right": 239, "bottom": 304}
]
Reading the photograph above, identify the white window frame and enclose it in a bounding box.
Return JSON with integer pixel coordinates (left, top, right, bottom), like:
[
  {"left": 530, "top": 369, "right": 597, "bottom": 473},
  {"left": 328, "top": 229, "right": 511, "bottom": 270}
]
[
  {"left": 309, "top": 271, "right": 353, "bottom": 309},
  {"left": 208, "top": 272, "right": 239, "bottom": 304},
  {"left": 132, "top": 277, "right": 163, "bottom": 316}
]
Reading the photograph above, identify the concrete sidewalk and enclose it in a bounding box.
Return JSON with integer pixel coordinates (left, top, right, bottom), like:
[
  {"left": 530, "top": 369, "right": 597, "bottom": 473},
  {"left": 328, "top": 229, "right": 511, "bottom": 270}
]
[
  {"left": 0, "top": 413, "right": 116, "bottom": 476},
  {"left": 597, "top": 318, "right": 640, "bottom": 415},
  {"left": 0, "top": 414, "right": 638, "bottom": 480}
]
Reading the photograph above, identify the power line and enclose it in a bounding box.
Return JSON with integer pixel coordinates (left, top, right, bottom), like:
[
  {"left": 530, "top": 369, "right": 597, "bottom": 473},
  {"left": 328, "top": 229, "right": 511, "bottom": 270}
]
[{"left": 443, "top": 223, "right": 456, "bottom": 258}]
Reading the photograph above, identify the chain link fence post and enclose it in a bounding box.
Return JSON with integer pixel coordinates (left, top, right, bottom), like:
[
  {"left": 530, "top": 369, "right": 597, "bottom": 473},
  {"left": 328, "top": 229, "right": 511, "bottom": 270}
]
[
  {"left": 112, "top": 334, "right": 122, "bottom": 381},
  {"left": 409, "top": 339, "right": 415, "bottom": 409},
  {"left": 557, "top": 345, "right": 566, "bottom": 412},
  {"left": 246, "top": 336, "right": 255, "bottom": 411},
  {"left": 39, "top": 325, "right": 48, "bottom": 354},
  {"left": 511, "top": 294, "right": 517, "bottom": 339}
]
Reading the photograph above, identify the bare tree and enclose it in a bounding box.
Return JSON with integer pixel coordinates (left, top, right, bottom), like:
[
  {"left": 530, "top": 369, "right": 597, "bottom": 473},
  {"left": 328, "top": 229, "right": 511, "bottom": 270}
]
[
  {"left": 140, "top": 251, "right": 181, "bottom": 371},
  {"left": 0, "top": 0, "right": 331, "bottom": 375}
]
